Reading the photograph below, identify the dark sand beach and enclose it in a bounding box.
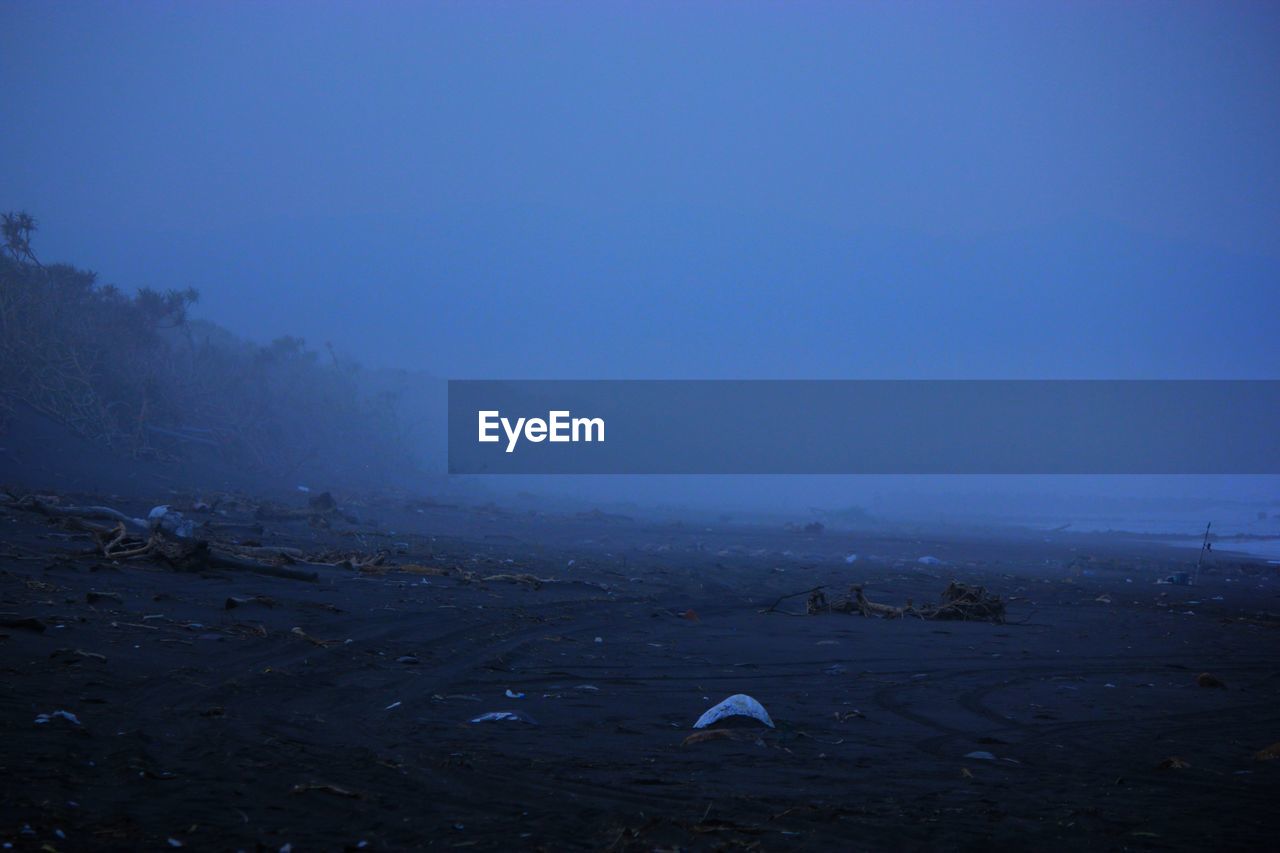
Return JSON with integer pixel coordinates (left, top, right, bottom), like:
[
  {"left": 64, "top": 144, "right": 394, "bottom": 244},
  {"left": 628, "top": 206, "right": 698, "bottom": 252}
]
[{"left": 2, "top": 489, "right": 1278, "bottom": 851}]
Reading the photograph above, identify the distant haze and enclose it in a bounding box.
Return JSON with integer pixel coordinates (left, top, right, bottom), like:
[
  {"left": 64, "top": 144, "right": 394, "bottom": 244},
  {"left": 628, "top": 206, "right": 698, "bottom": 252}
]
[{"left": 2, "top": 1, "right": 1277, "bottom": 519}]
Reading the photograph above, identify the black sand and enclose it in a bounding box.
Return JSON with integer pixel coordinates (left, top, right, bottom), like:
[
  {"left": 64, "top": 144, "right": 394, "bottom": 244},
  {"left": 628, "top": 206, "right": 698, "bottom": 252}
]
[{"left": 2, "top": 495, "right": 1279, "bottom": 850}]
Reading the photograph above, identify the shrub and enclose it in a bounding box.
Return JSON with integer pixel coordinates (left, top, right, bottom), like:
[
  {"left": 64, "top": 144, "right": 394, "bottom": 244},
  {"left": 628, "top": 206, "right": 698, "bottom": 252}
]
[{"left": 0, "top": 214, "right": 418, "bottom": 482}]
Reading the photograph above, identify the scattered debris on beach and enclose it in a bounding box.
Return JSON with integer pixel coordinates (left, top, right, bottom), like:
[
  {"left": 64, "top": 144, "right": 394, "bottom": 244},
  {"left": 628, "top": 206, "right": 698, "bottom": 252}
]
[
  {"left": 1, "top": 492, "right": 324, "bottom": 581},
  {"left": 770, "top": 581, "right": 1008, "bottom": 623},
  {"left": 0, "top": 490, "right": 617, "bottom": 596},
  {"left": 3, "top": 481, "right": 1278, "bottom": 849}
]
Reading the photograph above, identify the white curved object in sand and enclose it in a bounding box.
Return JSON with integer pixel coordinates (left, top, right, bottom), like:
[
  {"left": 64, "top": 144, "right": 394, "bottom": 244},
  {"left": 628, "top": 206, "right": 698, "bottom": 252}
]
[{"left": 693, "top": 693, "right": 775, "bottom": 729}]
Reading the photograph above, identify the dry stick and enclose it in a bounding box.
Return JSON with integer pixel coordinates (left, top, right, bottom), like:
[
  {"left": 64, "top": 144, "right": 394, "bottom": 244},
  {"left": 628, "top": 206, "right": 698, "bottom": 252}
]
[
  {"left": 103, "top": 524, "right": 138, "bottom": 556},
  {"left": 111, "top": 539, "right": 157, "bottom": 559},
  {"left": 759, "top": 585, "right": 826, "bottom": 615},
  {"left": 1194, "top": 521, "right": 1211, "bottom": 586}
]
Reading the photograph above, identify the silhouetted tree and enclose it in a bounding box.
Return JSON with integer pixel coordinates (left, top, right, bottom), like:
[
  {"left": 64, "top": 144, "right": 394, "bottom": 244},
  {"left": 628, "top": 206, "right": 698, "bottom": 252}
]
[{"left": 2, "top": 211, "right": 41, "bottom": 266}]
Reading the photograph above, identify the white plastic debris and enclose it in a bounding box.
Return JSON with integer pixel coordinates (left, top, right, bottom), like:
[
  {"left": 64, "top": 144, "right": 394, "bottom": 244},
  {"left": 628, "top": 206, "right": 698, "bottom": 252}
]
[
  {"left": 148, "top": 505, "right": 195, "bottom": 538},
  {"left": 964, "top": 750, "right": 997, "bottom": 761},
  {"left": 844, "top": 553, "right": 858, "bottom": 564},
  {"left": 470, "top": 711, "right": 537, "bottom": 724},
  {"left": 693, "top": 694, "right": 775, "bottom": 729},
  {"left": 504, "top": 689, "right": 525, "bottom": 699},
  {"left": 917, "top": 556, "right": 943, "bottom": 565},
  {"left": 296, "top": 485, "right": 311, "bottom": 493},
  {"left": 35, "top": 710, "right": 82, "bottom": 726},
  {"left": 385, "top": 701, "right": 401, "bottom": 711}
]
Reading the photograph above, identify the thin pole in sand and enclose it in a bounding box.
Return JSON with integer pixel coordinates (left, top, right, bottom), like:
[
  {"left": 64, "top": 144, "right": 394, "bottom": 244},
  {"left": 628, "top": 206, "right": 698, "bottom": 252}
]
[{"left": 1194, "top": 521, "right": 1211, "bottom": 585}]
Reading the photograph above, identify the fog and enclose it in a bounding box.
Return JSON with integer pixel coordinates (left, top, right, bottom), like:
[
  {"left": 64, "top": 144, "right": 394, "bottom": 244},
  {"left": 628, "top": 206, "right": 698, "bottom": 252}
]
[{"left": 3, "top": 1, "right": 1278, "bottom": 526}]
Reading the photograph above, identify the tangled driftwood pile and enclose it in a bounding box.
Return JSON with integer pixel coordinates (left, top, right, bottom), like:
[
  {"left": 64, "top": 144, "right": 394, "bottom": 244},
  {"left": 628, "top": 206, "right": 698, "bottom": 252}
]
[
  {"left": 0, "top": 493, "right": 338, "bottom": 581},
  {"left": 804, "top": 582, "right": 1007, "bottom": 623}
]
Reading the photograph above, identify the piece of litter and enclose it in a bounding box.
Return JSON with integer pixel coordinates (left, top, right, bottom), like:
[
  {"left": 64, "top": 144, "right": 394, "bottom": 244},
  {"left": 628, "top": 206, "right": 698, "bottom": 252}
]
[
  {"left": 505, "top": 689, "right": 525, "bottom": 699},
  {"left": 470, "top": 711, "right": 538, "bottom": 724},
  {"left": 845, "top": 553, "right": 858, "bottom": 564},
  {"left": 35, "top": 710, "right": 82, "bottom": 726},
  {"left": 593, "top": 636, "right": 603, "bottom": 644},
  {"left": 693, "top": 694, "right": 775, "bottom": 729},
  {"left": 167, "top": 839, "right": 183, "bottom": 848},
  {"left": 148, "top": 505, "right": 195, "bottom": 539},
  {"left": 918, "top": 556, "right": 943, "bottom": 565},
  {"left": 964, "top": 751, "right": 997, "bottom": 761},
  {"left": 385, "top": 701, "right": 402, "bottom": 710}
]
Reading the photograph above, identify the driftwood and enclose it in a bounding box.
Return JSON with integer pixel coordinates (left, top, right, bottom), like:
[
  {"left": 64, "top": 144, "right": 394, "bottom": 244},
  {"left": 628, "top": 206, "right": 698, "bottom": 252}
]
[
  {"left": 8, "top": 496, "right": 148, "bottom": 533},
  {"left": 287, "top": 550, "right": 387, "bottom": 571},
  {"left": 111, "top": 535, "right": 320, "bottom": 582},
  {"left": 805, "top": 582, "right": 1006, "bottom": 624},
  {"left": 759, "top": 585, "right": 827, "bottom": 616},
  {"left": 4, "top": 493, "right": 319, "bottom": 582},
  {"left": 221, "top": 544, "right": 305, "bottom": 560},
  {"left": 464, "top": 571, "right": 610, "bottom": 592},
  {"left": 481, "top": 572, "right": 550, "bottom": 589},
  {"left": 807, "top": 586, "right": 910, "bottom": 618},
  {"left": 206, "top": 548, "right": 319, "bottom": 582},
  {"left": 923, "top": 581, "right": 1007, "bottom": 622}
]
